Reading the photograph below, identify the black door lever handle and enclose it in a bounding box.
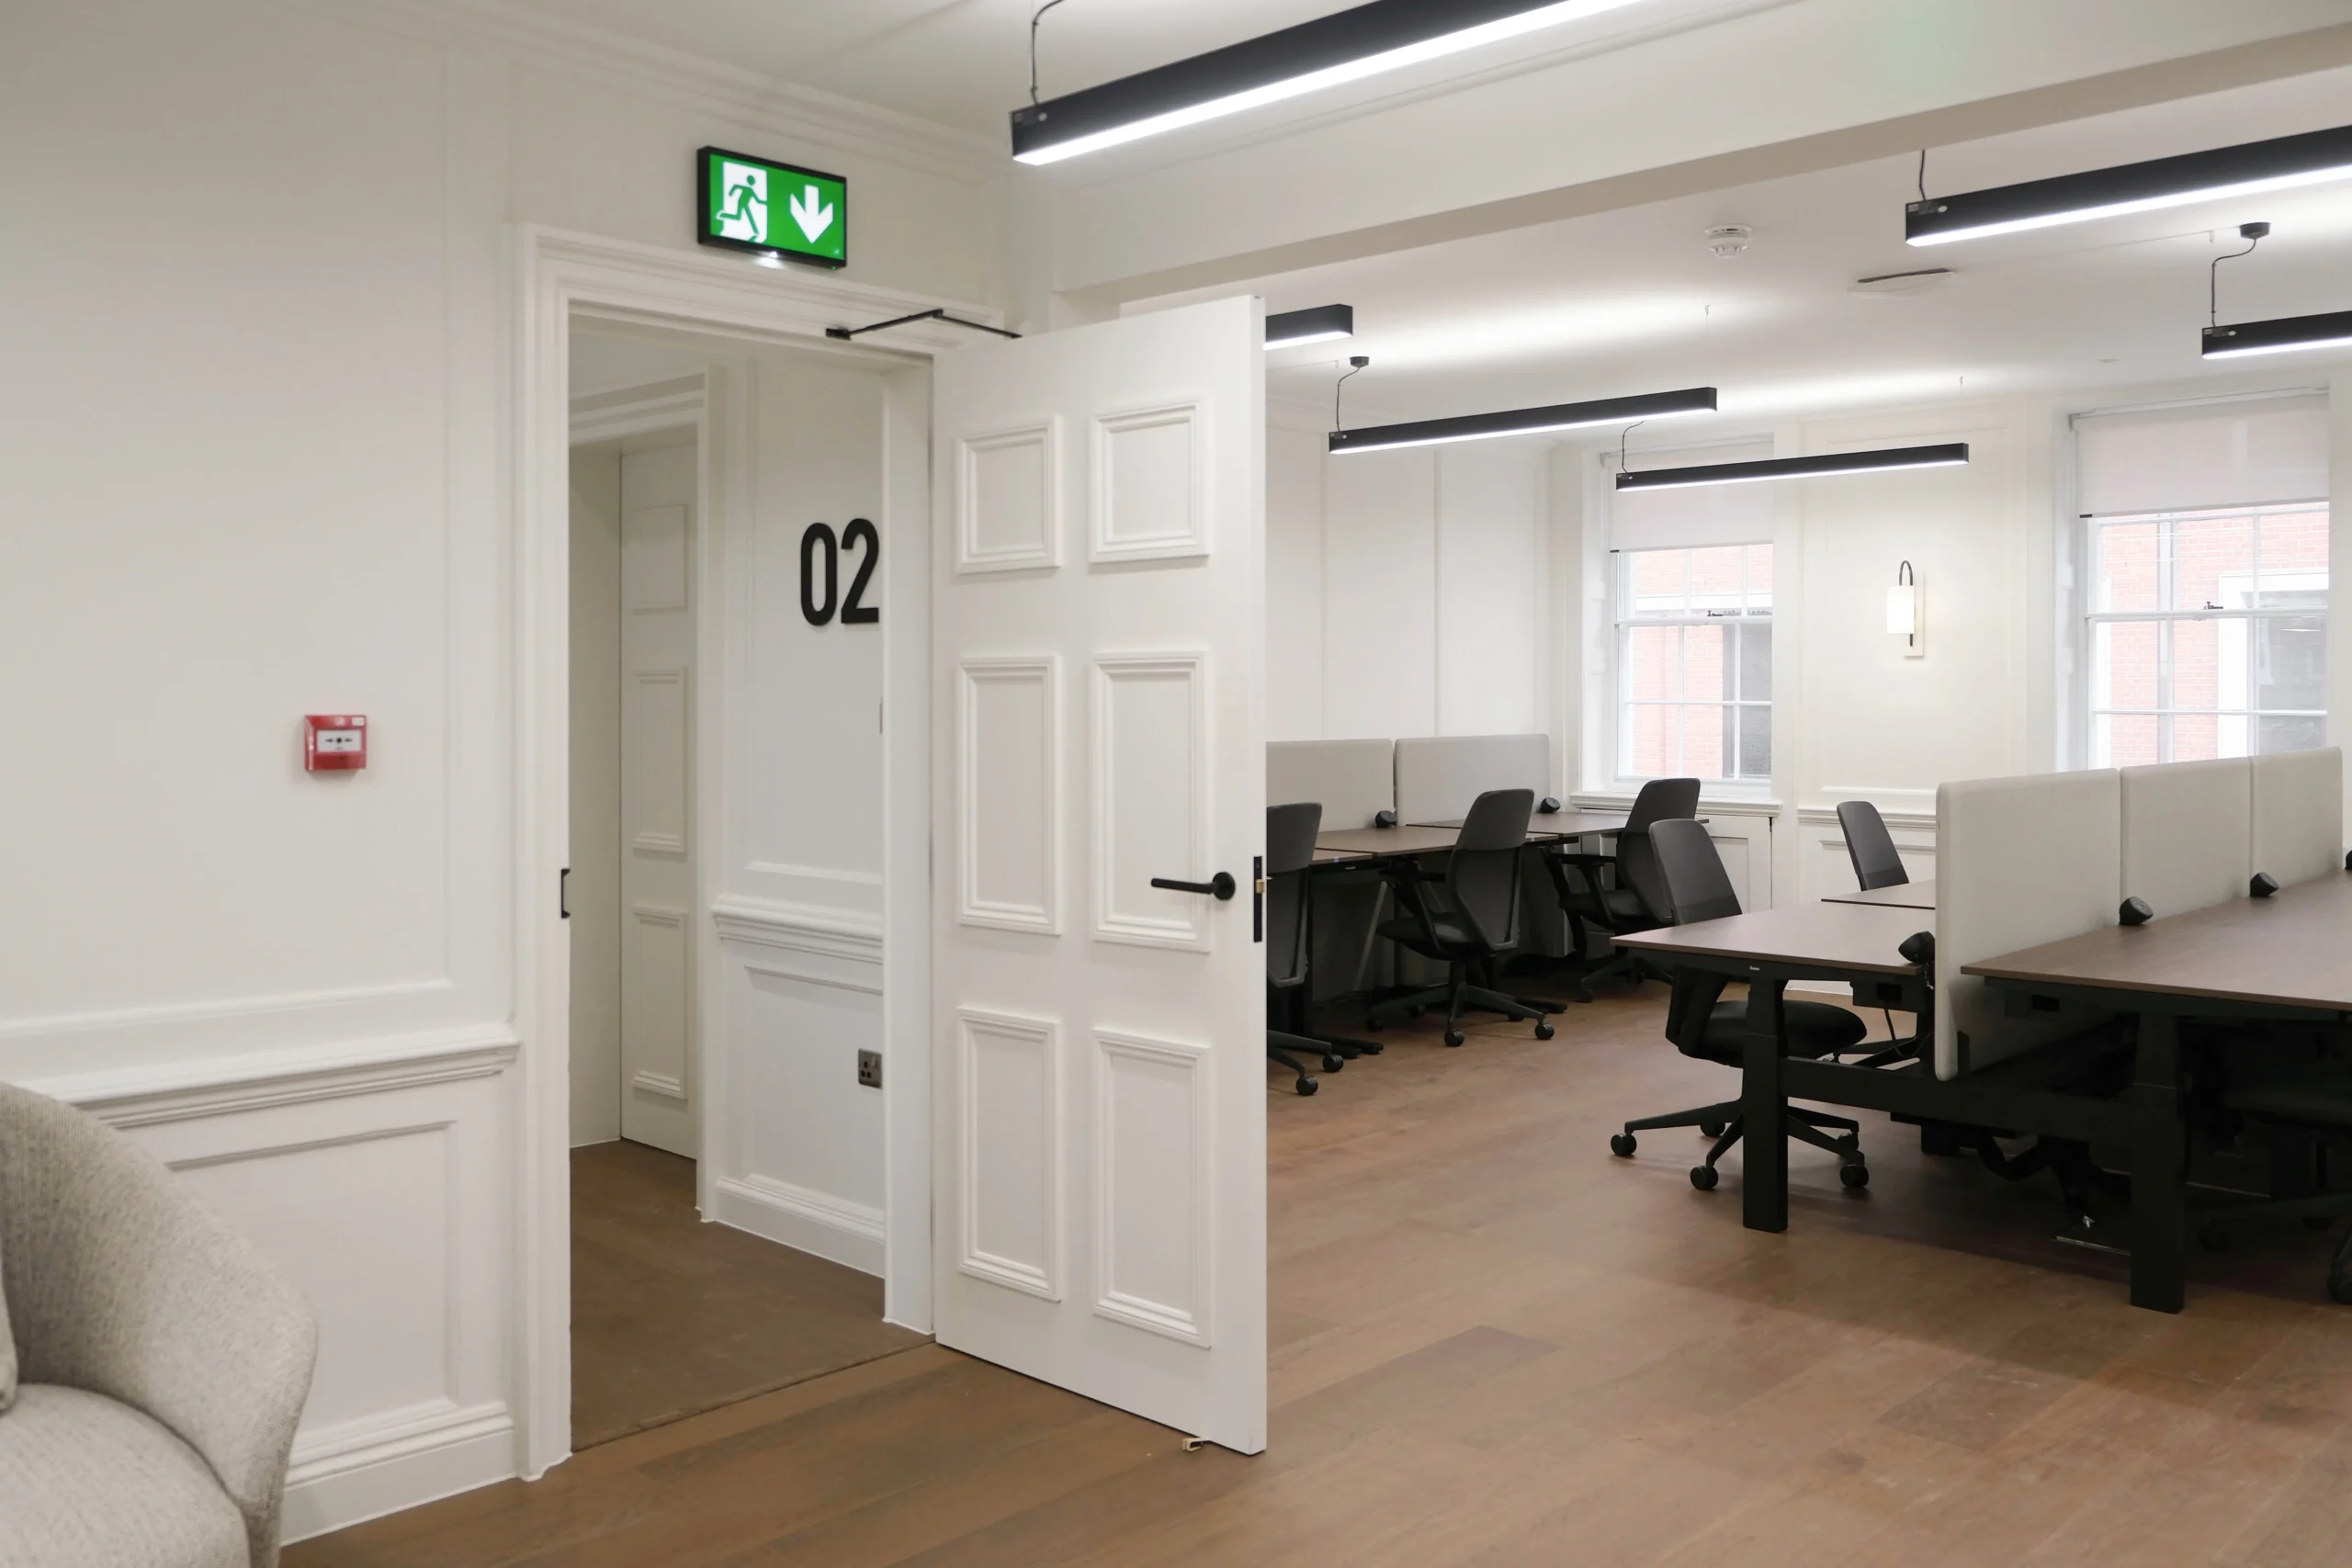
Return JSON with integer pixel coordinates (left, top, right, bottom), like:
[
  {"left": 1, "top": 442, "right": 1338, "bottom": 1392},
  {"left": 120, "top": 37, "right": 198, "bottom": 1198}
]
[{"left": 1151, "top": 872, "right": 1237, "bottom": 901}]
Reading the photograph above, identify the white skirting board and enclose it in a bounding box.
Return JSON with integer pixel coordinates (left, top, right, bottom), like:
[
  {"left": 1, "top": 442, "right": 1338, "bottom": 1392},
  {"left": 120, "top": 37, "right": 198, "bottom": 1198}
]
[{"left": 710, "top": 1173, "right": 887, "bottom": 1277}]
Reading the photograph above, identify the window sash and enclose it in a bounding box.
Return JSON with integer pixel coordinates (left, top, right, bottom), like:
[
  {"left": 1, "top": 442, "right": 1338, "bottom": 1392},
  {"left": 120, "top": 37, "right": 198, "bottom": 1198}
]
[{"left": 1611, "top": 545, "right": 1773, "bottom": 784}]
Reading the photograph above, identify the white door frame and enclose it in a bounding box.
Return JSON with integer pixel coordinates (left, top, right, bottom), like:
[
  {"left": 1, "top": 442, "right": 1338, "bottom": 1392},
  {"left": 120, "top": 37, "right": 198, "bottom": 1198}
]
[{"left": 514, "top": 224, "right": 989, "bottom": 1477}]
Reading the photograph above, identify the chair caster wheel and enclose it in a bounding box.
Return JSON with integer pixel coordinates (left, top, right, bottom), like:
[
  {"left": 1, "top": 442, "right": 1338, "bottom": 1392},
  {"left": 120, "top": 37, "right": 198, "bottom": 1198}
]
[
  {"left": 1356, "top": 1040, "right": 1385, "bottom": 1055},
  {"left": 1700, "top": 1121, "right": 1726, "bottom": 1138},
  {"left": 1839, "top": 1163, "right": 1870, "bottom": 1190},
  {"left": 1363, "top": 1019, "right": 1383, "bottom": 1032},
  {"left": 1321, "top": 1053, "right": 1347, "bottom": 1073},
  {"left": 1689, "top": 1164, "right": 1719, "bottom": 1191},
  {"left": 1295, "top": 1076, "right": 1318, "bottom": 1096},
  {"left": 1443, "top": 1029, "right": 1465, "bottom": 1047},
  {"left": 1533, "top": 1021, "right": 1555, "bottom": 1041},
  {"left": 1574, "top": 987, "right": 1596, "bottom": 1004},
  {"left": 1409, "top": 1006, "right": 1427, "bottom": 1019},
  {"left": 2329, "top": 1271, "right": 2352, "bottom": 1307},
  {"left": 1610, "top": 1134, "right": 1637, "bottom": 1158},
  {"left": 2199, "top": 1221, "right": 2233, "bottom": 1252}
]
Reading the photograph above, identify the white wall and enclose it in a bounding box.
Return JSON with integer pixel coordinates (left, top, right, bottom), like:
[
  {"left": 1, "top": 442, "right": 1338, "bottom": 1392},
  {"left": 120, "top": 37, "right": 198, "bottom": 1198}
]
[
  {"left": 703, "top": 347, "right": 893, "bottom": 1275},
  {"left": 1, "top": 0, "right": 1001, "bottom": 1537},
  {"left": 1269, "top": 409, "right": 1550, "bottom": 752}
]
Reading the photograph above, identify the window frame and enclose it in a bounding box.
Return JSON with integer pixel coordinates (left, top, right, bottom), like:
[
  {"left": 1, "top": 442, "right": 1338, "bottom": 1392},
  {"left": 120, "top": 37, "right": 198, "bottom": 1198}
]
[
  {"left": 2081, "top": 501, "right": 2329, "bottom": 767},
  {"left": 1608, "top": 542, "right": 1775, "bottom": 790}
]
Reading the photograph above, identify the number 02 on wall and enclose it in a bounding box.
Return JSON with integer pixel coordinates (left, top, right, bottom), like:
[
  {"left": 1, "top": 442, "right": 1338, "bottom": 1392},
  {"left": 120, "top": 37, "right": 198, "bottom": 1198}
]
[{"left": 800, "top": 518, "right": 879, "bottom": 626}]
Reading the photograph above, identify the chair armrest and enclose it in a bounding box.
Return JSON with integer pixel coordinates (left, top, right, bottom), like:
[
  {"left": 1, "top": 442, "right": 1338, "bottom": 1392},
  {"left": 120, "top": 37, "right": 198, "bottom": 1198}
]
[{"left": 0, "top": 1086, "right": 317, "bottom": 1568}]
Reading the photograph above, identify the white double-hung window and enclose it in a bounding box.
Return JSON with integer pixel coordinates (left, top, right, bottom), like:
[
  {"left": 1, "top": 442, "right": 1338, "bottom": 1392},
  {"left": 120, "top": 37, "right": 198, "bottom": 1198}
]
[
  {"left": 2075, "top": 397, "right": 2331, "bottom": 766},
  {"left": 1604, "top": 446, "right": 1775, "bottom": 786}
]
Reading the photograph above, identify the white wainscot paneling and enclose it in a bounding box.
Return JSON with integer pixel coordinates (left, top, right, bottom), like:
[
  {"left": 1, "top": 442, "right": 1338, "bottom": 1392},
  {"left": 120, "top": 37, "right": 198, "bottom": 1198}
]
[
  {"left": 957, "top": 658, "right": 1060, "bottom": 934},
  {"left": 708, "top": 901, "right": 886, "bottom": 1276},
  {"left": 1571, "top": 796, "right": 1777, "bottom": 913},
  {"left": 52, "top": 1032, "right": 519, "bottom": 1543},
  {"left": 956, "top": 1006, "right": 1062, "bottom": 1301},
  {"left": 1091, "top": 654, "right": 1207, "bottom": 950},
  {"left": 1092, "top": 1029, "right": 1211, "bottom": 1346}
]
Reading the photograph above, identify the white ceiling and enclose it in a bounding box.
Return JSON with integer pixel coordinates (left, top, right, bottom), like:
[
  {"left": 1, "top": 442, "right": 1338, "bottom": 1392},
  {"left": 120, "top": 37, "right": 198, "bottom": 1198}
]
[
  {"left": 504, "top": 0, "right": 1361, "bottom": 134},
  {"left": 1127, "top": 62, "right": 2352, "bottom": 446}
]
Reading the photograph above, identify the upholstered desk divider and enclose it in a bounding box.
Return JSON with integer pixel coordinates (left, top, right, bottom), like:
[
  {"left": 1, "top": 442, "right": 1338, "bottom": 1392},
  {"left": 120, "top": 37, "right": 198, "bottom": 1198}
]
[
  {"left": 1268, "top": 739, "right": 1396, "bottom": 829},
  {"left": 1935, "top": 770, "right": 2121, "bottom": 1080},
  {"left": 2122, "top": 758, "right": 2251, "bottom": 921},
  {"left": 2253, "top": 747, "right": 2344, "bottom": 888},
  {"left": 1394, "top": 734, "right": 1551, "bottom": 825}
]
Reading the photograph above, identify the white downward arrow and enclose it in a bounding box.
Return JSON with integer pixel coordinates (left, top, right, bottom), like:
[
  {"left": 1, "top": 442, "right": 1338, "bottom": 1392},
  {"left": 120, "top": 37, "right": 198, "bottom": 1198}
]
[{"left": 788, "top": 185, "right": 835, "bottom": 244}]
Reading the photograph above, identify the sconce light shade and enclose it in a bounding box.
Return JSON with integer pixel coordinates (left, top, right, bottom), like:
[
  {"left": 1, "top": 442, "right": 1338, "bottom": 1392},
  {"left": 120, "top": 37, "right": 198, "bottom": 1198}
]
[{"left": 1887, "top": 561, "right": 1922, "bottom": 656}]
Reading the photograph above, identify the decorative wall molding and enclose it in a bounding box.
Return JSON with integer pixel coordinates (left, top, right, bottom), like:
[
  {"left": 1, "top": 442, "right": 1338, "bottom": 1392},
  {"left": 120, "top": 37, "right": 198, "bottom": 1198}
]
[
  {"left": 21, "top": 1022, "right": 519, "bottom": 1129},
  {"left": 0, "top": 977, "right": 456, "bottom": 1047},
  {"left": 712, "top": 894, "right": 884, "bottom": 964},
  {"left": 282, "top": 1399, "right": 515, "bottom": 1543},
  {"left": 314, "top": 0, "right": 1001, "bottom": 182},
  {"left": 571, "top": 376, "right": 707, "bottom": 443},
  {"left": 1795, "top": 804, "right": 1939, "bottom": 833},
  {"left": 710, "top": 1173, "right": 886, "bottom": 1277}
]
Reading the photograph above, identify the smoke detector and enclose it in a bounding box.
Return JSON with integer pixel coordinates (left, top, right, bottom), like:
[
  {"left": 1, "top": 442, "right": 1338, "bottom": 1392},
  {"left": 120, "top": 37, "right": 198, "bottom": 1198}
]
[
  {"left": 1850, "top": 266, "right": 1958, "bottom": 297},
  {"left": 1705, "top": 225, "right": 1752, "bottom": 258}
]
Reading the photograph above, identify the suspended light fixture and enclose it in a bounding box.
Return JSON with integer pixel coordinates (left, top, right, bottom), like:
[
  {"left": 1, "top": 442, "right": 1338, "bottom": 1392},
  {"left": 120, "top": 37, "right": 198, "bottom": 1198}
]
[
  {"left": 2199, "top": 220, "right": 2352, "bottom": 358},
  {"left": 1329, "top": 386, "right": 1717, "bottom": 456},
  {"left": 1265, "top": 303, "right": 1355, "bottom": 349},
  {"left": 1615, "top": 444, "right": 1970, "bottom": 491},
  {"left": 1012, "top": 0, "right": 1666, "bottom": 165},
  {"left": 1905, "top": 123, "right": 2352, "bottom": 247}
]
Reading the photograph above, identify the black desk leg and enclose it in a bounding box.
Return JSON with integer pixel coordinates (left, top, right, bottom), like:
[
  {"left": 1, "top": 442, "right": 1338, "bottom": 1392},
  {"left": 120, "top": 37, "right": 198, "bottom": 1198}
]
[
  {"left": 1741, "top": 974, "right": 1789, "bottom": 1233},
  {"left": 2129, "top": 1011, "right": 2186, "bottom": 1314}
]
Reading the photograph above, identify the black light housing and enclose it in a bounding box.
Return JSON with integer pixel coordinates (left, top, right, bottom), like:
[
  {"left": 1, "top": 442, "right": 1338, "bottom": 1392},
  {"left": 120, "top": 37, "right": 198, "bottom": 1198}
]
[
  {"left": 1266, "top": 304, "right": 1355, "bottom": 349},
  {"left": 1011, "top": 0, "right": 1657, "bottom": 165},
  {"left": 2202, "top": 310, "right": 2352, "bottom": 360},
  {"left": 1329, "top": 386, "right": 1717, "bottom": 456},
  {"left": 1905, "top": 124, "right": 2352, "bottom": 246},
  {"left": 1616, "top": 444, "right": 1971, "bottom": 491}
]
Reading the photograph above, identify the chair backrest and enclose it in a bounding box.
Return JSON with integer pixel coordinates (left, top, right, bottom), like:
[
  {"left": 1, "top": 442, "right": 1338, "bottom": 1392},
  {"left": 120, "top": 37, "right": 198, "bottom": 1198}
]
[
  {"left": 1837, "top": 799, "right": 1908, "bottom": 889},
  {"left": 1652, "top": 818, "right": 1740, "bottom": 924},
  {"left": 1446, "top": 788, "right": 1533, "bottom": 949},
  {"left": 1265, "top": 801, "right": 1321, "bottom": 987},
  {"left": 1617, "top": 776, "right": 1701, "bottom": 921}
]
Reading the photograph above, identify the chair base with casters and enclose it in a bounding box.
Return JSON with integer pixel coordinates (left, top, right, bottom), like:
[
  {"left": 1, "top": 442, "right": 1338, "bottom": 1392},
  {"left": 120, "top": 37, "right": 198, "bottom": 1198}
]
[
  {"left": 1610, "top": 1097, "right": 1869, "bottom": 1190},
  {"left": 1365, "top": 958, "right": 1556, "bottom": 1048},
  {"left": 1268, "top": 1031, "right": 1329, "bottom": 1096},
  {"left": 2195, "top": 1069, "right": 2352, "bottom": 1305}
]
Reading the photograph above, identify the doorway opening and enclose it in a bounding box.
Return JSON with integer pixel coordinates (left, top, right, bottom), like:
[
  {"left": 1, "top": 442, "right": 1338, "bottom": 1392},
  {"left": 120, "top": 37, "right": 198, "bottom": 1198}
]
[{"left": 564, "top": 323, "right": 923, "bottom": 1450}]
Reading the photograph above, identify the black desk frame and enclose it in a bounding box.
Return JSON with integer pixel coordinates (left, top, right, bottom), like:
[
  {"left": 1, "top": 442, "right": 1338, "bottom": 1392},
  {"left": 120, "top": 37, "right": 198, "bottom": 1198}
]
[{"left": 1971, "top": 976, "right": 2351, "bottom": 1313}]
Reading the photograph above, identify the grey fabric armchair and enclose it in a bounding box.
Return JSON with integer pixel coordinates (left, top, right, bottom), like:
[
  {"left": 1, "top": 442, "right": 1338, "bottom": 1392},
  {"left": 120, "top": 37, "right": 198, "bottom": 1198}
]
[{"left": 0, "top": 1083, "right": 317, "bottom": 1568}]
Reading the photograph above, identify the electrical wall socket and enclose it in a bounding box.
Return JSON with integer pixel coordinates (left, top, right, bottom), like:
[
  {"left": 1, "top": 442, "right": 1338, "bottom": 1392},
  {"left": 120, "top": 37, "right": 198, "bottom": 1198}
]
[{"left": 856, "top": 1049, "right": 883, "bottom": 1089}]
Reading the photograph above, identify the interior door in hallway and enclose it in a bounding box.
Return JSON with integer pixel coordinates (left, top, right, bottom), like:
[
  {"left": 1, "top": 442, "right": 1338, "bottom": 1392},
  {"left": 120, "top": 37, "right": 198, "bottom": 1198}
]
[
  {"left": 619, "top": 439, "right": 696, "bottom": 1156},
  {"left": 931, "top": 296, "right": 1269, "bottom": 1453}
]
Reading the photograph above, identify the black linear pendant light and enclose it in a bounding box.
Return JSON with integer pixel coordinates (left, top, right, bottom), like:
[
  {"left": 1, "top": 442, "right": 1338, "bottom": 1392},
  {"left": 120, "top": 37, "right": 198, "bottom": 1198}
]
[
  {"left": 1906, "top": 124, "right": 2352, "bottom": 246},
  {"left": 2200, "top": 220, "right": 2352, "bottom": 359},
  {"left": 1615, "top": 445, "right": 1970, "bottom": 491},
  {"left": 1329, "top": 387, "right": 1717, "bottom": 456},
  {"left": 1266, "top": 304, "right": 1355, "bottom": 349},
  {"left": 1012, "top": 0, "right": 1663, "bottom": 165}
]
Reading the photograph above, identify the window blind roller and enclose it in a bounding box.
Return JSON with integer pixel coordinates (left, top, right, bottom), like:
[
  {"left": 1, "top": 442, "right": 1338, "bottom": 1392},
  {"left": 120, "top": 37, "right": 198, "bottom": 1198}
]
[
  {"left": 1605, "top": 442, "right": 1774, "bottom": 550},
  {"left": 2075, "top": 394, "right": 2328, "bottom": 516}
]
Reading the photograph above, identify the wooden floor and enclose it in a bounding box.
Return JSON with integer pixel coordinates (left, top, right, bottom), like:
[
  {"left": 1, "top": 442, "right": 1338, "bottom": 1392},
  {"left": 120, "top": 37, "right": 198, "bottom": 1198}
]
[
  {"left": 568, "top": 1139, "right": 927, "bottom": 1449},
  {"left": 292, "top": 989, "right": 2352, "bottom": 1567}
]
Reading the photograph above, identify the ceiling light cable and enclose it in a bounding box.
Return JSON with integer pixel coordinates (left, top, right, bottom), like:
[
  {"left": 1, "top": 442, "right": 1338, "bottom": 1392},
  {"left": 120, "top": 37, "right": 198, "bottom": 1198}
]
[
  {"left": 1619, "top": 420, "right": 1645, "bottom": 474},
  {"left": 2211, "top": 220, "right": 2269, "bottom": 328},
  {"left": 1029, "top": 0, "right": 1070, "bottom": 106},
  {"left": 1917, "top": 149, "right": 1928, "bottom": 204},
  {"left": 1335, "top": 355, "right": 1371, "bottom": 433}
]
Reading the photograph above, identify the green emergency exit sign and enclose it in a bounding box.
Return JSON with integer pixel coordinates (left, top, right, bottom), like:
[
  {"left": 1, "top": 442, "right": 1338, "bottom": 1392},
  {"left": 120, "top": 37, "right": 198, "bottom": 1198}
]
[{"left": 697, "top": 146, "right": 847, "bottom": 269}]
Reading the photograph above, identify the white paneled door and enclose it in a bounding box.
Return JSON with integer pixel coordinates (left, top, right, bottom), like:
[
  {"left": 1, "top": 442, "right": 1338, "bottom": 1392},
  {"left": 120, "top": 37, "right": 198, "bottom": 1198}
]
[
  {"left": 619, "top": 442, "right": 696, "bottom": 1156},
  {"left": 932, "top": 298, "right": 1268, "bottom": 1452}
]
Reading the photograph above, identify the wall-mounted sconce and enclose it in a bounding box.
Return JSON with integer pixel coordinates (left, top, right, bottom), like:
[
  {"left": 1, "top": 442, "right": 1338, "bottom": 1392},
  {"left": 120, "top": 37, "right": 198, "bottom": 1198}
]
[{"left": 1886, "top": 560, "right": 1922, "bottom": 657}]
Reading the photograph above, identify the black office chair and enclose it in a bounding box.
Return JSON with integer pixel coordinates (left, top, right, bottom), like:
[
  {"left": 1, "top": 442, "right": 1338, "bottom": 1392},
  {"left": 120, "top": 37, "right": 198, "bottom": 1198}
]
[
  {"left": 1365, "top": 789, "right": 1557, "bottom": 1047},
  {"left": 1837, "top": 799, "right": 1908, "bottom": 889},
  {"left": 1266, "top": 802, "right": 1379, "bottom": 1096},
  {"left": 1608, "top": 818, "right": 1871, "bottom": 1191},
  {"left": 1549, "top": 776, "right": 1700, "bottom": 997},
  {"left": 2198, "top": 1043, "right": 2352, "bottom": 1304}
]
